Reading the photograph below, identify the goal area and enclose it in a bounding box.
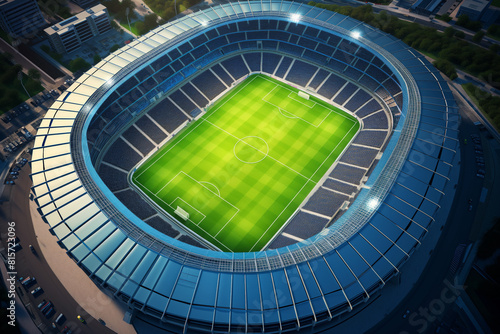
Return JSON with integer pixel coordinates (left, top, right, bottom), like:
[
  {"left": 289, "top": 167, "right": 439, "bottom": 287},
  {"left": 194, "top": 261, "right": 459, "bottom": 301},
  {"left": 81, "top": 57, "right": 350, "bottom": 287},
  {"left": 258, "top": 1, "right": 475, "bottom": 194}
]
[{"left": 175, "top": 206, "right": 190, "bottom": 220}]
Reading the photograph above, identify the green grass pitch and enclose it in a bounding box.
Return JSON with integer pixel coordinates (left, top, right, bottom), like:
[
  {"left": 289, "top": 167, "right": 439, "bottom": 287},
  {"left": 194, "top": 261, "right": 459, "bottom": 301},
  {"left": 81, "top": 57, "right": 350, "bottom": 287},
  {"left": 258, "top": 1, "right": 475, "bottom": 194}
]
[{"left": 132, "top": 74, "right": 360, "bottom": 252}]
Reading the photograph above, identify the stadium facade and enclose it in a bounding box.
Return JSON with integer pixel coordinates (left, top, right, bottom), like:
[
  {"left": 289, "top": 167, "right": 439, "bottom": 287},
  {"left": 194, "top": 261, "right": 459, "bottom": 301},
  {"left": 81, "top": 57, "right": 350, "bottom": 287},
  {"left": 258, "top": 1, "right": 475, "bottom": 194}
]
[{"left": 31, "top": 1, "right": 460, "bottom": 333}]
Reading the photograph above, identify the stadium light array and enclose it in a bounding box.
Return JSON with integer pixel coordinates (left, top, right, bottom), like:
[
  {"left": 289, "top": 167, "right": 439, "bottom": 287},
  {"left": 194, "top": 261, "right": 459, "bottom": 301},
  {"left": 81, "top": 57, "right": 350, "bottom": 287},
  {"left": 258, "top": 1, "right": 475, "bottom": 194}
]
[
  {"left": 290, "top": 13, "right": 301, "bottom": 23},
  {"left": 367, "top": 198, "right": 379, "bottom": 211},
  {"left": 351, "top": 31, "right": 361, "bottom": 40}
]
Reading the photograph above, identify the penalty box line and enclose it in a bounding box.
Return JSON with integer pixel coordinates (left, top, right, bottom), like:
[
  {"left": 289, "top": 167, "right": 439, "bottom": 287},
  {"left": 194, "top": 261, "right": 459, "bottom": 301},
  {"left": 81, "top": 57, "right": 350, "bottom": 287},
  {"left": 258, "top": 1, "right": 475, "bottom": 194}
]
[
  {"left": 155, "top": 170, "right": 241, "bottom": 243},
  {"left": 262, "top": 85, "right": 329, "bottom": 128},
  {"left": 138, "top": 186, "right": 231, "bottom": 251},
  {"left": 170, "top": 197, "right": 206, "bottom": 226},
  {"left": 260, "top": 75, "right": 356, "bottom": 122},
  {"left": 156, "top": 171, "right": 240, "bottom": 214},
  {"left": 287, "top": 91, "right": 316, "bottom": 109}
]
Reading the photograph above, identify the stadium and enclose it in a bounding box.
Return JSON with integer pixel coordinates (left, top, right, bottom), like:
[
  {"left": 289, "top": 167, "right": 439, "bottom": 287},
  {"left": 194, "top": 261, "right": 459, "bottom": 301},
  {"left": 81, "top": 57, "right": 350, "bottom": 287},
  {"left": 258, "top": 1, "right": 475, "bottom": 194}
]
[{"left": 31, "top": 1, "right": 460, "bottom": 333}]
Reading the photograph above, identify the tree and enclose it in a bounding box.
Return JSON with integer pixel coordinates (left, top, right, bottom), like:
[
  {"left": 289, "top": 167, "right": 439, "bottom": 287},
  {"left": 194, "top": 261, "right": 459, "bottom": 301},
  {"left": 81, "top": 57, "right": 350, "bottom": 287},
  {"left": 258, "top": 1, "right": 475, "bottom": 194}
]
[
  {"left": 93, "top": 54, "right": 102, "bottom": 65},
  {"left": 28, "top": 69, "right": 41, "bottom": 81},
  {"left": 487, "top": 24, "right": 500, "bottom": 38},
  {"left": 439, "top": 14, "right": 452, "bottom": 22},
  {"left": 456, "top": 14, "right": 482, "bottom": 31},
  {"left": 473, "top": 30, "right": 485, "bottom": 43},
  {"left": 455, "top": 30, "right": 465, "bottom": 39},
  {"left": 68, "top": 57, "right": 90, "bottom": 73},
  {"left": 110, "top": 44, "right": 120, "bottom": 53},
  {"left": 433, "top": 59, "right": 458, "bottom": 80},
  {"left": 490, "top": 44, "right": 500, "bottom": 54},
  {"left": 444, "top": 26, "right": 455, "bottom": 38},
  {"left": 136, "top": 13, "right": 159, "bottom": 35},
  {"left": 456, "top": 14, "right": 470, "bottom": 27}
]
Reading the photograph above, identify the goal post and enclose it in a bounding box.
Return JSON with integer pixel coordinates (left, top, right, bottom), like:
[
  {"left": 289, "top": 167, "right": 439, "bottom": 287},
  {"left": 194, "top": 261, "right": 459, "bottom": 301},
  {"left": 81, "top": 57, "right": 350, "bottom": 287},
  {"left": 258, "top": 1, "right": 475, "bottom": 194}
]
[
  {"left": 175, "top": 206, "right": 190, "bottom": 220},
  {"left": 298, "top": 91, "right": 310, "bottom": 100}
]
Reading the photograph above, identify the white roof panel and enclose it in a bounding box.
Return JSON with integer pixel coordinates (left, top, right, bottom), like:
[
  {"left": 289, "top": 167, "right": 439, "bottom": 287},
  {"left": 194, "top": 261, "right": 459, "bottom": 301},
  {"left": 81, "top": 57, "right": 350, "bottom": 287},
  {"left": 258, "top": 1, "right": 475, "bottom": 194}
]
[
  {"left": 42, "top": 153, "right": 73, "bottom": 170},
  {"left": 133, "top": 42, "right": 154, "bottom": 54},
  {"left": 43, "top": 133, "right": 71, "bottom": 146},
  {"left": 124, "top": 46, "right": 145, "bottom": 58},
  {"left": 157, "top": 27, "right": 176, "bottom": 40},
  {"left": 91, "top": 68, "right": 114, "bottom": 82},
  {"left": 57, "top": 194, "right": 92, "bottom": 220},
  {"left": 99, "top": 62, "right": 122, "bottom": 75},
  {"left": 43, "top": 145, "right": 71, "bottom": 158},
  {"left": 81, "top": 75, "right": 106, "bottom": 88}
]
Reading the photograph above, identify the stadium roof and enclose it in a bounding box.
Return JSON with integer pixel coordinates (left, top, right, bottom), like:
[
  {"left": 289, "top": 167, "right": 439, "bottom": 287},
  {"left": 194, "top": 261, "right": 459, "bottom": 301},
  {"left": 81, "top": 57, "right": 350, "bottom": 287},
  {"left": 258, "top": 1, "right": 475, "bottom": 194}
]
[{"left": 31, "top": 1, "right": 459, "bottom": 332}]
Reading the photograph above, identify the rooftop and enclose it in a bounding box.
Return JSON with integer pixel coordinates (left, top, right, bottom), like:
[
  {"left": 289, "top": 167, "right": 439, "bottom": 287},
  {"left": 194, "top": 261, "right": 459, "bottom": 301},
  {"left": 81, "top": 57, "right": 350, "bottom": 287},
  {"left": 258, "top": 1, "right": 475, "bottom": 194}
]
[
  {"left": 460, "top": 0, "right": 490, "bottom": 12},
  {"left": 44, "top": 3, "right": 106, "bottom": 35}
]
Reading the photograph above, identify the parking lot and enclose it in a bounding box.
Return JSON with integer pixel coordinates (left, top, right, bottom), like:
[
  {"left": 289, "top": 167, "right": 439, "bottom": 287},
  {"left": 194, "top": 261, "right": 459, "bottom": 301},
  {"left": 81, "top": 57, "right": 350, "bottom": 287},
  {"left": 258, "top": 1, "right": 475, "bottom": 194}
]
[{"left": 0, "top": 82, "right": 70, "bottom": 161}]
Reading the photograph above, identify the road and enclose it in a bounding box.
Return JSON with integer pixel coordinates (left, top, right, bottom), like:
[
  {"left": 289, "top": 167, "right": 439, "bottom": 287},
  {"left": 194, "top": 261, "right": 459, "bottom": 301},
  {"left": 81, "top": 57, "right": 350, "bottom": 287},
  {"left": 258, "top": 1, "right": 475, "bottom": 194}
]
[{"left": 0, "top": 164, "right": 115, "bottom": 334}]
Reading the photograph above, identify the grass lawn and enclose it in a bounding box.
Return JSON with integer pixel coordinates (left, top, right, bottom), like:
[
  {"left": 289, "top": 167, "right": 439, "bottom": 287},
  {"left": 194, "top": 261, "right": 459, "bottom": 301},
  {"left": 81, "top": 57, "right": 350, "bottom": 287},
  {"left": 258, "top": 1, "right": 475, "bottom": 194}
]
[
  {"left": 462, "top": 83, "right": 500, "bottom": 131},
  {"left": 133, "top": 74, "right": 359, "bottom": 252},
  {"left": 119, "top": 21, "right": 140, "bottom": 36}
]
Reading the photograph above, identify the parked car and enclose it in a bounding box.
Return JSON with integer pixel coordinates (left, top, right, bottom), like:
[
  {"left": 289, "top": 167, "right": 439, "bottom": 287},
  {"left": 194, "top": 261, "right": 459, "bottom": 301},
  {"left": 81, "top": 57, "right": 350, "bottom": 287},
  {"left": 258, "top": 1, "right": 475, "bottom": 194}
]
[
  {"left": 40, "top": 301, "right": 52, "bottom": 314},
  {"left": 21, "top": 276, "right": 36, "bottom": 288},
  {"left": 31, "top": 286, "right": 43, "bottom": 296},
  {"left": 37, "top": 300, "right": 48, "bottom": 310}
]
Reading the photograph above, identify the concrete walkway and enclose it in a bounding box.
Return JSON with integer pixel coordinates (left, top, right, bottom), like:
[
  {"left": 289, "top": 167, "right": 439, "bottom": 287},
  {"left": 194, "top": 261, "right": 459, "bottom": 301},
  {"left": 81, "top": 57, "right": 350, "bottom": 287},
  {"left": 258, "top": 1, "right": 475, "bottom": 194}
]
[{"left": 29, "top": 202, "right": 136, "bottom": 334}]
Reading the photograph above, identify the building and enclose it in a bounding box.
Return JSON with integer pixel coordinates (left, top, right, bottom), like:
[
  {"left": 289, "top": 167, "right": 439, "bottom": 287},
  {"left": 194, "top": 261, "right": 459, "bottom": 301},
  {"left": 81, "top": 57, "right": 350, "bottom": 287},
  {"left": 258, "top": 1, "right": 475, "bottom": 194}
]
[
  {"left": 32, "top": 1, "right": 459, "bottom": 333},
  {"left": 457, "top": 0, "right": 491, "bottom": 21},
  {"left": 410, "top": 0, "right": 443, "bottom": 15},
  {"left": 44, "top": 4, "right": 111, "bottom": 54},
  {"left": 71, "top": 0, "right": 97, "bottom": 9},
  {"left": 0, "top": 0, "right": 45, "bottom": 38}
]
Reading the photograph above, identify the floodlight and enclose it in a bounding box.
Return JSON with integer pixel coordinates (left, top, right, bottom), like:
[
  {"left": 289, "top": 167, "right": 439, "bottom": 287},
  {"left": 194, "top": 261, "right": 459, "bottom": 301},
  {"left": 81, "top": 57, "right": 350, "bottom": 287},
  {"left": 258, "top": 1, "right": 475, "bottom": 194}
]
[
  {"left": 291, "top": 13, "right": 301, "bottom": 23},
  {"left": 367, "top": 198, "right": 379, "bottom": 210}
]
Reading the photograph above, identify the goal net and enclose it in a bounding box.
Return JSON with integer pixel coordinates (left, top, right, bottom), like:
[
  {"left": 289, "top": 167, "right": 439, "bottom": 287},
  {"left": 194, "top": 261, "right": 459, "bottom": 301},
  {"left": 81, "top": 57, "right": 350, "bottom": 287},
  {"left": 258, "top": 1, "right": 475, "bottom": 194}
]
[
  {"left": 174, "top": 206, "right": 190, "bottom": 220},
  {"left": 298, "top": 91, "right": 310, "bottom": 100}
]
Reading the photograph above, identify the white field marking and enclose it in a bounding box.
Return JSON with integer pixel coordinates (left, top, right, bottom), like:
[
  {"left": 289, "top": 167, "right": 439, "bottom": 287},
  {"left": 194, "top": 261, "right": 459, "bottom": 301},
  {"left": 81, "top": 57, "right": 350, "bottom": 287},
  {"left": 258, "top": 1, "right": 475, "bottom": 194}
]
[
  {"left": 309, "top": 121, "right": 358, "bottom": 180},
  {"left": 155, "top": 170, "right": 183, "bottom": 196},
  {"left": 134, "top": 119, "right": 207, "bottom": 180},
  {"left": 262, "top": 85, "right": 278, "bottom": 101},
  {"left": 233, "top": 136, "right": 270, "bottom": 164},
  {"left": 134, "top": 75, "right": 260, "bottom": 180},
  {"left": 259, "top": 75, "right": 355, "bottom": 121},
  {"left": 134, "top": 179, "right": 232, "bottom": 252},
  {"left": 136, "top": 75, "right": 358, "bottom": 251},
  {"left": 203, "top": 118, "right": 312, "bottom": 182},
  {"left": 263, "top": 98, "right": 328, "bottom": 128},
  {"left": 278, "top": 108, "right": 299, "bottom": 119},
  {"left": 199, "top": 181, "right": 220, "bottom": 197},
  {"left": 248, "top": 179, "right": 313, "bottom": 252},
  {"left": 170, "top": 197, "right": 207, "bottom": 226},
  {"left": 262, "top": 82, "right": 335, "bottom": 128},
  {"left": 178, "top": 171, "right": 240, "bottom": 215},
  {"left": 203, "top": 75, "right": 260, "bottom": 122},
  {"left": 213, "top": 208, "right": 240, "bottom": 238},
  {"left": 179, "top": 172, "right": 241, "bottom": 243},
  {"left": 287, "top": 91, "right": 316, "bottom": 108},
  {"left": 249, "top": 119, "right": 359, "bottom": 251}
]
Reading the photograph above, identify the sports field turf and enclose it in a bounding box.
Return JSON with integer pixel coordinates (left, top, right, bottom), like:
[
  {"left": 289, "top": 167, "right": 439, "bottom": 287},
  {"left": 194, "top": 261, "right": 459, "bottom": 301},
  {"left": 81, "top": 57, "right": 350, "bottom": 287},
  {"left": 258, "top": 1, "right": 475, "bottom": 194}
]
[{"left": 132, "top": 74, "right": 360, "bottom": 252}]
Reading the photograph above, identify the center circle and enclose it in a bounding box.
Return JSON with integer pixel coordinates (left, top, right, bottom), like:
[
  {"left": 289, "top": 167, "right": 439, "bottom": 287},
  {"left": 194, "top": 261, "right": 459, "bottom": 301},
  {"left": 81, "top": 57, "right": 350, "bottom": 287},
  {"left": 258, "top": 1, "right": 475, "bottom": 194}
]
[{"left": 233, "top": 136, "right": 269, "bottom": 164}]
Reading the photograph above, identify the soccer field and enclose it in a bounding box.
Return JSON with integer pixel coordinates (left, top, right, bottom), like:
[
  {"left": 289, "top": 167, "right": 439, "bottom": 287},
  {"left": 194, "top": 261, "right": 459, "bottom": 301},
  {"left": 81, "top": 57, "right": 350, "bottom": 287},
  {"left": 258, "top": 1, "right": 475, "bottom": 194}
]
[{"left": 132, "top": 74, "right": 360, "bottom": 252}]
